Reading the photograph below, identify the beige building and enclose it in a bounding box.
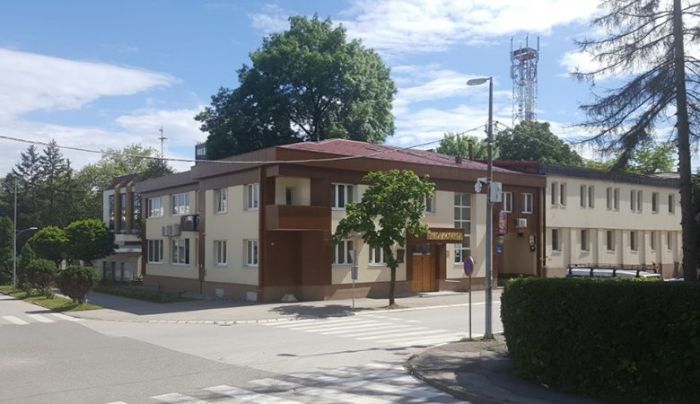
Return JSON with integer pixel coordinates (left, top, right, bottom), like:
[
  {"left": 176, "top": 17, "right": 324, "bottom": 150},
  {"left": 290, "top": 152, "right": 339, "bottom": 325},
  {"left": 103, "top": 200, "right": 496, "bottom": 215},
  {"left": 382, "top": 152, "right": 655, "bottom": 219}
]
[{"left": 496, "top": 162, "right": 683, "bottom": 278}]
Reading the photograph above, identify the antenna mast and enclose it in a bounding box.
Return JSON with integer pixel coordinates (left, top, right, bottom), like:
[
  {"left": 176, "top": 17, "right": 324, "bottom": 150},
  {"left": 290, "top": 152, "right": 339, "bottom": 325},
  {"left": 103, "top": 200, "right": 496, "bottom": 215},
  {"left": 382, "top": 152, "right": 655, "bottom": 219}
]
[
  {"left": 510, "top": 36, "right": 540, "bottom": 124},
  {"left": 158, "top": 126, "right": 167, "bottom": 158}
]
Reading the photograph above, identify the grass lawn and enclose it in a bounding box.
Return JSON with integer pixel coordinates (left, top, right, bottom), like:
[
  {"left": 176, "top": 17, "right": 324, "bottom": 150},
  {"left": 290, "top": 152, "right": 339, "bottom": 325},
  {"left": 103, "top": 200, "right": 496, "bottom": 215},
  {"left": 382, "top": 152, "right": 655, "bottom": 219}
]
[
  {"left": 0, "top": 285, "right": 102, "bottom": 312},
  {"left": 93, "top": 283, "right": 195, "bottom": 303}
]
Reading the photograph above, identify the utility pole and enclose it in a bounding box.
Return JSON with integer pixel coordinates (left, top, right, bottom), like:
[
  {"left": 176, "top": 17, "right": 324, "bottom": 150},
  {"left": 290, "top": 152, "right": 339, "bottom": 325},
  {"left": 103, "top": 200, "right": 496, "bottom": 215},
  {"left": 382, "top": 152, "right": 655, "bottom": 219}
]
[
  {"left": 158, "top": 126, "right": 167, "bottom": 158},
  {"left": 12, "top": 181, "right": 17, "bottom": 289}
]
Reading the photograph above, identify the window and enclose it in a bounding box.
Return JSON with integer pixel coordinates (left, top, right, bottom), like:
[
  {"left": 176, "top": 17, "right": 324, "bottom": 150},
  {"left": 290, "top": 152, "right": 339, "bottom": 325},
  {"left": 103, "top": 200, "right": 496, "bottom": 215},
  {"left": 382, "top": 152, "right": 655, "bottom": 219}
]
[
  {"left": 581, "top": 230, "right": 589, "bottom": 252},
  {"left": 245, "top": 240, "right": 259, "bottom": 266},
  {"left": 108, "top": 194, "right": 115, "bottom": 229},
  {"left": 637, "top": 190, "right": 643, "bottom": 212},
  {"left": 588, "top": 186, "right": 594, "bottom": 208},
  {"left": 630, "top": 190, "right": 638, "bottom": 212},
  {"left": 171, "top": 239, "right": 190, "bottom": 264},
  {"left": 147, "top": 197, "right": 163, "bottom": 218},
  {"left": 551, "top": 182, "right": 558, "bottom": 206},
  {"left": 614, "top": 188, "right": 620, "bottom": 210},
  {"left": 606, "top": 188, "right": 613, "bottom": 210},
  {"left": 333, "top": 240, "right": 354, "bottom": 265},
  {"left": 580, "top": 185, "right": 587, "bottom": 207},
  {"left": 651, "top": 192, "right": 659, "bottom": 213},
  {"left": 630, "top": 231, "right": 638, "bottom": 251},
  {"left": 667, "top": 232, "right": 673, "bottom": 250},
  {"left": 171, "top": 193, "right": 191, "bottom": 215},
  {"left": 119, "top": 193, "right": 127, "bottom": 230},
  {"left": 215, "top": 188, "right": 228, "bottom": 213},
  {"left": 215, "top": 240, "right": 227, "bottom": 265},
  {"left": 522, "top": 193, "right": 533, "bottom": 214},
  {"left": 502, "top": 192, "right": 513, "bottom": 213},
  {"left": 606, "top": 230, "right": 615, "bottom": 251},
  {"left": 650, "top": 231, "right": 656, "bottom": 251},
  {"left": 147, "top": 240, "right": 163, "bottom": 263},
  {"left": 551, "top": 229, "right": 560, "bottom": 252},
  {"left": 369, "top": 246, "right": 385, "bottom": 265},
  {"left": 454, "top": 192, "right": 472, "bottom": 263},
  {"left": 331, "top": 183, "right": 354, "bottom": 209},
  {"left": 668, "top": 194, "right": 675, "bottom": 213},
  {"left": 245, "top": 183, "right": 259, "bottom": 210},
  {"left": 424, "top": 194, "right": 434, "bottom": 213},
  {"left": 560, "top": 183, "right": 567, "bottom": 206},
  {"left": 132, "top": 193, "right": 142, "bottom": 231},
  {"left": 285, "top": 187, "right": 294, "bottom": 205}
]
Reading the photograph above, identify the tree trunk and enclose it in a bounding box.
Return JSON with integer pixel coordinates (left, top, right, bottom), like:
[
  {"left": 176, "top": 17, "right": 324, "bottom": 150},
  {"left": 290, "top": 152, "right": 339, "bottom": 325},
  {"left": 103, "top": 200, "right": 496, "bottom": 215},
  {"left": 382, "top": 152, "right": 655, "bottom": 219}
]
[
  {"left": 389, "top": 264, "right": 396, "bottom": 306},
  {"left": 672, "top": 0, "right": 698, "bottom": 281}
]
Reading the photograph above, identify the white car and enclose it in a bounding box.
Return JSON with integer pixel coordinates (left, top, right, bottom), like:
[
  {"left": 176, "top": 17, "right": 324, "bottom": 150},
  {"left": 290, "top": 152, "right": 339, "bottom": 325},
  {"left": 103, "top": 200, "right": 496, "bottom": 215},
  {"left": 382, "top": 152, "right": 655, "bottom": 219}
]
[{"left": 567, "top": 267, "right": 662, "bottom": 279}]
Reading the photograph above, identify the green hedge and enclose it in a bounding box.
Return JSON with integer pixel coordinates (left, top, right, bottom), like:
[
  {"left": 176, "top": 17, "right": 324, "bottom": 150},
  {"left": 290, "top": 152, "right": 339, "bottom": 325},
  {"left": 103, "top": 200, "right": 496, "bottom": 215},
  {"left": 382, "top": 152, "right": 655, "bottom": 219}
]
[{"left": 501, "top": 277, "right": 700, "bottom": 403}]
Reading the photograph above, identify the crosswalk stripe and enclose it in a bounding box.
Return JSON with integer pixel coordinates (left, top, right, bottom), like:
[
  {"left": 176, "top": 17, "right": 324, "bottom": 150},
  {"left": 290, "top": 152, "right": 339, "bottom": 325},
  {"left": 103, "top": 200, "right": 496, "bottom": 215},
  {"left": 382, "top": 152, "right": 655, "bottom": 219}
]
[
  {"left": 391, "top": 333, "right": 465, "bottom": 347},
  {"left": 204, "top": 384, "right": 302, "bottom": 404},
  {"left": 3, "top": 315, "right": 29, "bottom": 325},
  {"left": 356, "top": 329, "right": 447, "bottom": 340},
  {"left": 151, "top": 392, "right": 208, "bottom": 403},
  {"left": 319, "top": 323, "right": 409, "bottom": 335},
  {"left": 50, "top": 313, "right": 81, "bottom": 322},
  {"left": 27, "top": 314, "right": 55, "bottom": 323},
  {"left": 249, "top": 378, "right": 300, "bottom": 389},
  {"left": 104, "top": 401, "right": 128, "bottom": 404},
  {"left": 296, "top": 320, "right": 381, "bottom": 332},
  {"left": 339, "top": 324, "right": 414, "bottom": 337},
  {"left": 272, "top": 317, "right": 363, "bottom": 328},
  {"left": 260, "top": 379, "right": 394, "bottom": 404}
]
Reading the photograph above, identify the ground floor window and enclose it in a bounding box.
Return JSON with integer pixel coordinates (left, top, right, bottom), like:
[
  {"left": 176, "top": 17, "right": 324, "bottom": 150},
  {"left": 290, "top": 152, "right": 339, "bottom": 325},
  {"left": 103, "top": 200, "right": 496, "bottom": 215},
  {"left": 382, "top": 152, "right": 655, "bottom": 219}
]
[
  {"left": 630, "top": 231, "right": 638, "bottom": 251},
  {"left": 606, "top": 230, "right": 615, "bottom": 251},
  {"left": 215, "top": 240, "right": 227, "bottom": 266},
  {"left": 333, "top": 240, "right": 354, "bottom": 265},
  {"left": 369, "top": 246, "right": 385, "bottom": 265},
  {"left": 148, "top": 239, "right": 163, "bottom": 263},
  {"left": 551, "top": 229, "right": 560, "bottom": 252},
  {"left": 580, "top": 229, "right": 589, "bottom": 252},
  {"left": 172, "top": 239, "right": 190, "bottom": 265},
  {"left": 245, "top": 239, "right": 259, "bottom": 266}
]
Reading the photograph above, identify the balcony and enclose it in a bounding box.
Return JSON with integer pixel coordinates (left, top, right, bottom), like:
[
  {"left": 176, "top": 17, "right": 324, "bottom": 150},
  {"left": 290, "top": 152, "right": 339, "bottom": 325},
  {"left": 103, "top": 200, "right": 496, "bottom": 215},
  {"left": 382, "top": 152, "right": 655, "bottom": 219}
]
[{"left": 265, "top": 205, "right": 330, "bottom": 231}]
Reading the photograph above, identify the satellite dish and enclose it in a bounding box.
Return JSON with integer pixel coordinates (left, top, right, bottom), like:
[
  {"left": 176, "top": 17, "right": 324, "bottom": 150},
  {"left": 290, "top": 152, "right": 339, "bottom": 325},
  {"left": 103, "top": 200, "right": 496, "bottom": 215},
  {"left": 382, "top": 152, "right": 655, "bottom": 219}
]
[{"left": 474, "top": 181, "right": 483, "bottom": 193}]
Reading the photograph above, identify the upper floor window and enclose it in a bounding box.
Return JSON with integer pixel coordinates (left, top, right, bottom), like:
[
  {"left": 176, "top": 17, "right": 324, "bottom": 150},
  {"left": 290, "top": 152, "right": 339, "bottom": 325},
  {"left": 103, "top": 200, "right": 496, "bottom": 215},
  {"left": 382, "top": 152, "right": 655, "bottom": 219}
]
[
  {"left": 668, "top": 194, "right": 676, "bottom": 213},
  {"left": 333, "top": 240, "right": 354, "bottom": 265},
  {"left": 580, "top": 185, "right": 587, "bottom": 207},
  {"left": 667, "top": 232, "right": 673, "bottom": 250},
  {"left": 171, "top": 193, "right": 191, "bottom": 215},
  {"left": 245, "top": 239, "right": 259, "bottom": 266},
  {"left": 614, "top": 188, "right": 620, "bottom": 210},
  {"left": 454, "top": 192, "right": 472, "bottom": 263},
  {"left": 147, "top": 197, "right": 164, "bottom": 218},
  {"left": 215, "top": 240, "right": 227, "bottom": 266},
  {"left": 650, "top": 231, "right": 657, "bottom": 251},
  {"left": 502, "top": 192, "right": 513, "bottom": 213},
  {"left": 332, "top": 183, "right": 354, "bottom": 209},
  {"left": 551, "top": 182, "right": 558, "bottom": 206},
  {"left": 245, "top": 183, "right": 260, "bottom": 210},
  {"left": 171, "top": 239, "right": 190, "bottom": 264},
  {"left": 369, "top": 246, "right": 386, "bottom": 265},
  {"left": 424, "top": 194, "right": 435, "bottom": 213},
  {"left": 108, "top": 194, "right": 115, "bottom": 229},
  {"left": 559, "top": 183, "right": 567, "bottom": 206},
  {"left": 215, "top": 188, "right": 228, "bottom": 213},
  {"left": 652, "top": 192, "right": 659, "bottom": 213},
  {"left": 606, "top": 187, "right": 613, "bottom": 210},
  {"left": 630, "top": 190, "right": 642, "bottom": 212},
  {"left": 551, "top": 229, "right": 560, "bottom": 252},
  {"left": 587, "top": 186, "right": 594, "bottom": 208},
  {"left": 522, "top": 193, "right": 533, "bottom": 214}
]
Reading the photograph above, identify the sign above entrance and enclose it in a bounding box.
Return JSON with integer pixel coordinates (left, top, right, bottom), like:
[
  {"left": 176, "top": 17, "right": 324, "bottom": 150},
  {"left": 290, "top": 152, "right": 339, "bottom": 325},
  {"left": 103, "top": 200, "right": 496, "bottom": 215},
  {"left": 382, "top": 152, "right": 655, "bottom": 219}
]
[{"left": 425, "top": 228, "right": 464, "bottom": 243}]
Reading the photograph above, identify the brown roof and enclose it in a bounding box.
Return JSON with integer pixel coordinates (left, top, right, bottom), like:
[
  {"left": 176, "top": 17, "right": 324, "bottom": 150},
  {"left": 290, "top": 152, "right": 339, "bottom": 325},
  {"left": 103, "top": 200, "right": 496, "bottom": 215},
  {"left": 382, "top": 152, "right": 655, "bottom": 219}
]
[{"left": 278, "top": 139, "right": 514, "bottom": 173}]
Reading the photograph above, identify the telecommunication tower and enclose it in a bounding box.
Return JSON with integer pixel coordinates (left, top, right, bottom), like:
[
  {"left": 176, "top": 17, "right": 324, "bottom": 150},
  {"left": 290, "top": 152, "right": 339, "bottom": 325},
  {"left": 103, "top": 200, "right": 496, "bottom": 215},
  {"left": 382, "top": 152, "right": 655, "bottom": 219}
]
[
  {"left": 158, "top": 126, "right": 167, "bottom": 158},
  {"left": 510, "top": 36, "right": 540, "bottom": 123}
]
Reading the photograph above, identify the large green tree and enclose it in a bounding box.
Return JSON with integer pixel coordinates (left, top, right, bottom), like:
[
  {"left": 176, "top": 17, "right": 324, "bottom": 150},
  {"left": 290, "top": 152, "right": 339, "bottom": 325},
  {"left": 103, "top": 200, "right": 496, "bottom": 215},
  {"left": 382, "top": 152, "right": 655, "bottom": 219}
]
[
  {"left": 333, "top": 170, "right": 434, "bottom": 306},
  {"left": 2, "top": 145, "right": 43, "bottom": 229},
  {"left": 574, "top": 0, "right": 699, "bottom": 281},
  {"left": 38, "top": 140, "right": 82, "bottom": 227},
  {"left": 0, "top": 216, "right": 14, "bottom": 284},
  {"left": 436, "top": 133, "right": 489, "bottom": 160},
  {"left": 196, "top": 15, "right": 396, "bottom": 159},
  {"left": 28, "top": 226, "right": 68, "bottom": 266},
  {"left": 65, "top": 219, "right": 115, "bottom": 266},
  {"left": 495, "top": 121, "right": 584, "bottom": 165}
]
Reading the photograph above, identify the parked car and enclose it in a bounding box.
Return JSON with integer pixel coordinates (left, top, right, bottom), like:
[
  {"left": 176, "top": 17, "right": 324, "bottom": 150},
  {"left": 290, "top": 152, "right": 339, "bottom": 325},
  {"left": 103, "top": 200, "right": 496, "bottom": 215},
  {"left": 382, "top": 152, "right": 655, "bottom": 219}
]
[{"left": 566, "top": 267, "right": 662, "bottom": 279}]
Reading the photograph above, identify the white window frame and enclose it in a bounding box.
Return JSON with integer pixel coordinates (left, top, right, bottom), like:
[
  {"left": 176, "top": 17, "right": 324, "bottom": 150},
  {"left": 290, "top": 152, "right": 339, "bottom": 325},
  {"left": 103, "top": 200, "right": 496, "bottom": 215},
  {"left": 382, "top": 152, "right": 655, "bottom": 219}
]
[
  {"left": 522, "top": 193, "right": 533, "bottom": 214},
  {"left": 606, "top": 187, "right": 613, "bottom": 210},
  {"left": 454, "top": 192, "right": 472, "bottom": 263},
  {"left": 171, "top": 193, "right": 191, "bottom": 216},
  {"left": 650, "top": 231, "right": 656, "bottom": 251},
  {"left": 171, "top": 239, "right": 190, "bottom": 265},
  {"left": 502, "top": 192, "right": 512, "bottom": 213},
  {"left": 148, "top": 197, "right": 164, "bottom": 218},
  {"left": 606, "top": 230, "right": 615, "bottom": 252},
  {"left": 331, "top": 183, "right": 354, "bottom": 209},
  {"left": 147, "top": 239, "right": 163, "bottom": 263},
  {"left": 630, "top": 190, "right": 637, "bottom": 212},
  {"left": 245, "top": 239, "right": 259, "bottom": 267},
  {"left": 424, "top": 194, "right": 435, "bottom": 213},
  {"left": 245, "top": 183, "right": 260, "bottom": 210},
  {"left": 333, "top": 240, "right": 354, "bottom": 265},
  {"left": 580, "top": 229, "right": 589, "bottom": 252},
  {"left": 614, "top": 188, "right": 620, "bottom": 211},
  {"left": 551, "top": 182, "right": 558, "bottom": 206},
  {"left": 215, "top": 188, "right": 228, "bottom": 214},
  {"left": 215, "top": 240, "right": 227, "bottom": 266},
  {"left": 368, "top": 246, "right": 386, "bottom": 265},
  {"left": 551, "top": 229, "right": 560, "bottom": 252},
  {"left": 580, "top": 185, "right": 587, "bottom": 208},
  {"left": 667, "top": 232, "right": 673, "bottom": 250}
]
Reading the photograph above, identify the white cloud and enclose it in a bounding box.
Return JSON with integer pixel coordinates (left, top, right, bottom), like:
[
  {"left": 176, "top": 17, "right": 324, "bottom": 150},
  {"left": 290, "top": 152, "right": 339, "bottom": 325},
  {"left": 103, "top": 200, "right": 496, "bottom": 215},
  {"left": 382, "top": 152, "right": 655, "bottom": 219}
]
[
  {"left": 115, "top": 107, "right": 206, "bottom": 147},
  {"left": 0, "top": 48, "right": 175, "bottom": 121},
  {"left": 339, "top": 0, "right": 600, "bottom": 55},
  {"left": 249, "top": 4, "right": 291, "bottom": 34}
]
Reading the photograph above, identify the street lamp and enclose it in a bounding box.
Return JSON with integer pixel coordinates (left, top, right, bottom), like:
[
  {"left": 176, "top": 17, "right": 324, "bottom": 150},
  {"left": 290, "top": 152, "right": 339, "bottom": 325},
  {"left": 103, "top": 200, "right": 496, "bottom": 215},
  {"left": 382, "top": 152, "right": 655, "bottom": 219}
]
[{"left": 467, "top": 76, "right": 494, "bottom": 339}]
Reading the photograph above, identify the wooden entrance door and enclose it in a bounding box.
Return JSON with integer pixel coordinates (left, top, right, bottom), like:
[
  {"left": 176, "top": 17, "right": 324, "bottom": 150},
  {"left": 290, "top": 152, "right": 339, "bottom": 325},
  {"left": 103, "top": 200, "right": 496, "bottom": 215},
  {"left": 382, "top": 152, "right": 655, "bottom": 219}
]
[{"left": 412, "top": 246, "right": 437, "bottom": 292}]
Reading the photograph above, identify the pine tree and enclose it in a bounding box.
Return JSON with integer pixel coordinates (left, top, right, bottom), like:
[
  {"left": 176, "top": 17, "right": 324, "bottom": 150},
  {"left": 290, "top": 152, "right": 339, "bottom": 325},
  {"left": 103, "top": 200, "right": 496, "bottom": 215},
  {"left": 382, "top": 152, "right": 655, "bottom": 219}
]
[{"left": 4, "top": 145, "right": 44, "bottom": 229}]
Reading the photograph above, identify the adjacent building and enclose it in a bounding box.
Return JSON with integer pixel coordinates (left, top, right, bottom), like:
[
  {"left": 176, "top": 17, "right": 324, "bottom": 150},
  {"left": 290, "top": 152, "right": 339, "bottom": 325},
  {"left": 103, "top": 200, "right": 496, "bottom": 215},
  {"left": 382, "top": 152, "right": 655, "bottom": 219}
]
[
  {"left": 496, "top": 162, "right": 683, "bottom": 278},
  {"left": 95, "top": 174, "right": 143, "bottom": 281},
  {"left": 135, "top": 139, "right": 546, "bottom": 302}
]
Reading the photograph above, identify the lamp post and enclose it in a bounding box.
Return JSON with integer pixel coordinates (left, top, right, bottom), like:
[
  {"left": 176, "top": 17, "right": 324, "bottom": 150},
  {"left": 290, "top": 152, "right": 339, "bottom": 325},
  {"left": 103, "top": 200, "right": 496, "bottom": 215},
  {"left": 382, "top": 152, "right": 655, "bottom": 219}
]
[
  {"left": 467, "top": 76, "right": 494, "bottom": 339},
  {"left": 12, "top": 181, "right": 38, "bottom": 289}
]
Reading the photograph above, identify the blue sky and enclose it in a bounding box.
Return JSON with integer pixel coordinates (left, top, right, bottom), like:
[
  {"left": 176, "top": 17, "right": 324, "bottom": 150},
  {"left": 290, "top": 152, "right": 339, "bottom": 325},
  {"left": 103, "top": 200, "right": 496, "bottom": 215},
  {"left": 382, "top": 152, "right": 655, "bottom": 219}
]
[{"left": 0, "top": 0, "right": 617, "bottom": 173}]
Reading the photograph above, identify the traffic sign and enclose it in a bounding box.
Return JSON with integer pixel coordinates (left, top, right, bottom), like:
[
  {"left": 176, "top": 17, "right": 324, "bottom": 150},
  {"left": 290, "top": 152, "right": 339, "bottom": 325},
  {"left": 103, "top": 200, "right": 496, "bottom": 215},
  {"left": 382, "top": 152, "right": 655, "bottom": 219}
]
[{"left": 464, "top": 256, "right": 474, "bottom": 276}]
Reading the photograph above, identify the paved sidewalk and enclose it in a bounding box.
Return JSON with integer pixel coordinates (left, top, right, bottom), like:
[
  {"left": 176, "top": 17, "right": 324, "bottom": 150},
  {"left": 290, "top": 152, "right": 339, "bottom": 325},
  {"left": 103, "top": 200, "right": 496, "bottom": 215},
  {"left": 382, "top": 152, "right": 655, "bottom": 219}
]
[
  {"left": 69, "top": 288, "right": 501, "bottom": 324},
  {"left": 406, "top": 336, "right": 597, "bottom": 404}
]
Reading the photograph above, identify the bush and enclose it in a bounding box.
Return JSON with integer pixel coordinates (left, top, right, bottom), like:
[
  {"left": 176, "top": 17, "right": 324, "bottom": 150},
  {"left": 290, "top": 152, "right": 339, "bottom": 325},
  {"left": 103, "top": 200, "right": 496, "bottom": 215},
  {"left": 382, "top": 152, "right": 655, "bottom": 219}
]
[
  {"left": 25, "top": 259, "right": 57, "bottom": 298},
  {"left": 56, "top": 266, "right": 98, "bottom": 304},
  {"left": 501, "top": 277, "right": 700, "bottom": 403}
]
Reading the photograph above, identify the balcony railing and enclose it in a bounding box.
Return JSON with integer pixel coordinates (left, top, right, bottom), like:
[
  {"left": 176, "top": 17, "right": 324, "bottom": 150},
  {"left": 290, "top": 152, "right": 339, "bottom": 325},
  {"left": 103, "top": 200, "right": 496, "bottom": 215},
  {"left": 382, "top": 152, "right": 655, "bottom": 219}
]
[{"left": 265, "top": 205, "right": 330, "bottom": 231}]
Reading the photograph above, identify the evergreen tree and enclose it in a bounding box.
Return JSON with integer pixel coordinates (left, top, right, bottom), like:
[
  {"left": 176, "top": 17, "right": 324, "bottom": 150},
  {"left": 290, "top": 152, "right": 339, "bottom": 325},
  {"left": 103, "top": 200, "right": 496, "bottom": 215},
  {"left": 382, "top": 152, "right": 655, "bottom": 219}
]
[{"left": 39, "top": 140, "right": 77, "bottom": 227}]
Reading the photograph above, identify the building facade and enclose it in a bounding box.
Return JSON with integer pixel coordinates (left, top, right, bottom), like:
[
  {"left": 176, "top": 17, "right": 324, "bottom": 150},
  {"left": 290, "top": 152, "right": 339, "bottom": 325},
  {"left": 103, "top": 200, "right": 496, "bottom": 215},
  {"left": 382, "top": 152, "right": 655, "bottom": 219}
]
[
  {"left": 95, "top": 174, "right": 143, "bottom": 281},
  {"left": 496, "top": 163, "right": 683, "bottom": 278},
  {"left": 135, "top": 139, "right": 545, "bottom": 302}
]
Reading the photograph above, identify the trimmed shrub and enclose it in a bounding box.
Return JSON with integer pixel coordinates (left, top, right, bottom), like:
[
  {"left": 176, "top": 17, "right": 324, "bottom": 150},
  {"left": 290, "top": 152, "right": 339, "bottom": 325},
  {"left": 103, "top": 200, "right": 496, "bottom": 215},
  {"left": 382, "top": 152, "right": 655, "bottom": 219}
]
[
  {"left": 56, "top": 266, "right": 98, "bottom": 304},
  {"left": 501, "top": 277, "right": 700, "bottom": 402},
  {"left": 25, "top": 259, "right": 56, "bottom": 298}
]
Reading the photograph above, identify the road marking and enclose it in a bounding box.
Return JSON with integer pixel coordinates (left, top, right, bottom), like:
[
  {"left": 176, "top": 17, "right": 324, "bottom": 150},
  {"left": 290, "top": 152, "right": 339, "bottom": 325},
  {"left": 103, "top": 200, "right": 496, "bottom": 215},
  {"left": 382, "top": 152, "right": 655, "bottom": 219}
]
[
  {"left": 295, "top": 320, "right": 381, "bottom": 332},
  {"left": 204, "top": 384, "right": 302, "bottom": 404},
  {"left": 273, "top": 318, "right": 369, "bottom": 329},
  {"left": 249, "top": 378, "right": 300, "bottom": 389},
  {"left": 2, "top": 315, "right": 29, "bottom": 325},
  {"left": 104, "top": 402, "right": 128, "bottom": 404},
  {"left": 339, "top": 324, "right": 414, "bottom": 337},
  {"left": 50, "top": 313, "right": 81, "bottom": 322},
  {"left": 151, "top": 392, "right": 208, "bottom": 403},
  {"left": 389, "top": 333, "right": 465, "bottom": 346},
  {"left": 320, "top": 323, "right": 411, "bottom": 335},
  {"left": 356, "top": 329, "right": 448, "bottom": 340},
  {"left": 27, "top": 314, "right": 55, "bottom": 323}
]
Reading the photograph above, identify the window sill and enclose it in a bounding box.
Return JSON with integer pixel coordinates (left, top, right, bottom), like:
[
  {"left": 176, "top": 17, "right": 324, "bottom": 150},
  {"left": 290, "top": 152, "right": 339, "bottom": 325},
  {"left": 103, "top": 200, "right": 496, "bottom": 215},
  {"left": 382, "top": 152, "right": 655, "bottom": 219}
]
[
  {"left": 331, "top": 207, "right": 347, "bottom": 211},
  {"left": 214, "top": 211, "right": 228, "bottom": 215},
  {"left": 244, "top": 264, "right": 259, "bottom": 268},
  {"left": 521, "top": 211, "right": 533, "bottom": 215},
  {"left": 332, "top": 263, "right": 353, "bottom": 267},
  {"left": 147, "top": 262, "right": 163, "bottom": 265},
  {"left": 216, "top": 263, "right": 228, "bottom": 267},
  {"left": 172, "top": 263, "right": 190, "bottom": 266},
  {"left": 244, "top": 208, "right": 259, "bottom": 212},
  {"left": 367, "top": 263, "right": 386, "bottom": 267}
]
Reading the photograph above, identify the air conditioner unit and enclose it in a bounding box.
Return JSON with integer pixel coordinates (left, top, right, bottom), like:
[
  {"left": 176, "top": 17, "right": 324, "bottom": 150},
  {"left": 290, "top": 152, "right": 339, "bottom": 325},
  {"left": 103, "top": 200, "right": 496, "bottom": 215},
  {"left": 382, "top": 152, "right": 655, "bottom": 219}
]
[
  {"left": 516, "top": 218, "right": 528, "bottom": 229},
  {"left": 161, "top": 225, "right": 171, "bottom": 237},
  {"left": 172, "top": 224, "right": 181, "bottom": 237}
]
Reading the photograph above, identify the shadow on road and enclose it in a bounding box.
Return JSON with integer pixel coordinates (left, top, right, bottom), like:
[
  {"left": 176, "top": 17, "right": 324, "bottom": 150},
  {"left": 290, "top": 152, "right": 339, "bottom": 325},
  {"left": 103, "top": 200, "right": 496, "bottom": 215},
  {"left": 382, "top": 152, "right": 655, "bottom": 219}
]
[{"left": 269, "top": 304, "right": 372, "bottom": 318}]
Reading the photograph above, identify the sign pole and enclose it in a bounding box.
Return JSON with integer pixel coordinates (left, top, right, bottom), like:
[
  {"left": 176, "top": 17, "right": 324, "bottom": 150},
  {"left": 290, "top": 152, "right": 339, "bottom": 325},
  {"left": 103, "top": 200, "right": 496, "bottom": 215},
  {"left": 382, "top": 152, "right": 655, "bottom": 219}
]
[
  {"left": 464, "top": 256, "right": 475, "bottom": 340},
  {"left": 351, "top": 249, "right": 358, "bottom": 310}
]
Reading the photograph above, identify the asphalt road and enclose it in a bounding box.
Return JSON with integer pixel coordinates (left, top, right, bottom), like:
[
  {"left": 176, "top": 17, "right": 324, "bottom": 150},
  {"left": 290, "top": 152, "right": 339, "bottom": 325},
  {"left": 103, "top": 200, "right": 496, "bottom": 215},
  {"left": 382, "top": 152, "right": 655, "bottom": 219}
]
[{"left": 0, "top": 294, "right": 502, "bottom": 404}]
